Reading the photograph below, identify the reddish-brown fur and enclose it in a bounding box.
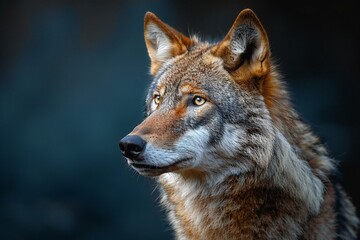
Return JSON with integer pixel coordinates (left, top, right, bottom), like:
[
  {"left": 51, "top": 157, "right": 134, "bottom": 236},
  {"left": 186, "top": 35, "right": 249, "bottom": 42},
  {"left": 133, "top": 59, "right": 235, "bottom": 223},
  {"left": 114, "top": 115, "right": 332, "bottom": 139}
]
[
  {"left": 121, "top": 9, "right": 358, "bottom": 239},
  {"left": 130, "top": 108, "right": 186, "bottom": 147}
]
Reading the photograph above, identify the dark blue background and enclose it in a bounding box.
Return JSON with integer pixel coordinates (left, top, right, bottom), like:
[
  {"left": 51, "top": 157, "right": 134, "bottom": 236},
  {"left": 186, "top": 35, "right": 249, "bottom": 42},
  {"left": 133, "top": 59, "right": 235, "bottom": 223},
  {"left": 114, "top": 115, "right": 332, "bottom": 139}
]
[{"left": 1, "top": 1, "right": 359, "bottom": 239}]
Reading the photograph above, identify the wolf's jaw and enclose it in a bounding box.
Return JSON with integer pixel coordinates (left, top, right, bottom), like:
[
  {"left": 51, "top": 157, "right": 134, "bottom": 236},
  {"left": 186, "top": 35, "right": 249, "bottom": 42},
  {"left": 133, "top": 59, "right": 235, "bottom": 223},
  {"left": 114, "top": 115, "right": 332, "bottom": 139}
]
[
  {"left": 129, "top": 157, "right": 192, "bottom": 176},
  {"left": 157, "top": 130, "right": 325, "bottom": 214}
]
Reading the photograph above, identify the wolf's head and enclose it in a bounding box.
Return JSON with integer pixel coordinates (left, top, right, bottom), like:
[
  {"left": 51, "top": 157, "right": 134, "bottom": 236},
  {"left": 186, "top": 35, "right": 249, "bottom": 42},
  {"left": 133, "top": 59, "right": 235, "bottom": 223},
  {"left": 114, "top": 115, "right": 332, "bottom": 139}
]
[{"left": 120, "top": 9, "right": 281, "bottom": 178}]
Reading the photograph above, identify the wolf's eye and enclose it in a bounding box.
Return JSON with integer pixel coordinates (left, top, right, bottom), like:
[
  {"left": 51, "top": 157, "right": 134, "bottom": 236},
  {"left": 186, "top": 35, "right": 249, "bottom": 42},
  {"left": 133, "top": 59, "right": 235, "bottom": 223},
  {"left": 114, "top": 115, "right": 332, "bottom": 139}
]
[
  {"left": 193, "top": 96, "right": 206, "bottom": 106},
  {"left": 153, "top": 94, "right": 161, "bottom": 105}
]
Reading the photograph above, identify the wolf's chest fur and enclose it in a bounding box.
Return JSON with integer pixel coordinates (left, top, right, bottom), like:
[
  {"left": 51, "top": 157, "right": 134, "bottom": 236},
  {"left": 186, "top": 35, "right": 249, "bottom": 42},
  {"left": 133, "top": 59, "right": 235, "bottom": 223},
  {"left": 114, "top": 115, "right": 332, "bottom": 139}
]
[
  {"left": 159, "top": 173, "right": 309, "bottom": 239},
  {"left": 160, "top": 175, "right": 341, "bottom": 240}
]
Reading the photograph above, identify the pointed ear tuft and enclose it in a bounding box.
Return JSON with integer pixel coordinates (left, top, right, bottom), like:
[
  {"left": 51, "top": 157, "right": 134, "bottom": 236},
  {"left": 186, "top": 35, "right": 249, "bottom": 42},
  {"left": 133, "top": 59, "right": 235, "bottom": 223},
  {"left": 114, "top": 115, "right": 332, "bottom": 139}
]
[
  {"left": 212, "top": 9, "right": 270, "bottom": 72},
  {"left": 144, "top": 12, "right": 192, "bottom": 75}
]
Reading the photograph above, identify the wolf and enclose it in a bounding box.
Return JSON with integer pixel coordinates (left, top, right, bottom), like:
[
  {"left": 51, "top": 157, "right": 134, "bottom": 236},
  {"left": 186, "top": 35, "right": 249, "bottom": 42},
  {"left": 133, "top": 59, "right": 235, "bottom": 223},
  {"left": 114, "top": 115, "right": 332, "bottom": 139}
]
[{"left": 119, "top": 9, "right": 358, "bottom": 239}]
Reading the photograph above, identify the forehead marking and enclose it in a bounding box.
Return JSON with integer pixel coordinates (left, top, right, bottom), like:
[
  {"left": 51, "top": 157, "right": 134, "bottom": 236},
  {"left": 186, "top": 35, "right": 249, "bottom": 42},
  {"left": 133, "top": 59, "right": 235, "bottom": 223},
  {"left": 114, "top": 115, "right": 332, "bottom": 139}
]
[
  {"left": 153, "top": 47, "right": 216, "bottom": 98},
  {"left": 180, "top": 84, "right": 196, "bottom": 94}
]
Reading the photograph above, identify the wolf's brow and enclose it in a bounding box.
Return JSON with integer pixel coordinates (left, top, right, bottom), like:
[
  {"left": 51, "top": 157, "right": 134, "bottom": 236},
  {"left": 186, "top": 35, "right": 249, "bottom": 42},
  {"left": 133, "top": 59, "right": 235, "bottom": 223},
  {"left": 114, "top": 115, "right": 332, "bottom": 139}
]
[{"left": 153, "top": 63, "right": 172, "bottom": 84}]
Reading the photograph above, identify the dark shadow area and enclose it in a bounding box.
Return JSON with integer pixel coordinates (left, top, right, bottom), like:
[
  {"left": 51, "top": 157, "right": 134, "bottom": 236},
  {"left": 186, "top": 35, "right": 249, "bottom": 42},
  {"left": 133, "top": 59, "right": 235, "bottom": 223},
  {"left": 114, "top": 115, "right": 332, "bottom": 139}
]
[{"left": 0, "top": 0, "right": 359, "bottom": 239}]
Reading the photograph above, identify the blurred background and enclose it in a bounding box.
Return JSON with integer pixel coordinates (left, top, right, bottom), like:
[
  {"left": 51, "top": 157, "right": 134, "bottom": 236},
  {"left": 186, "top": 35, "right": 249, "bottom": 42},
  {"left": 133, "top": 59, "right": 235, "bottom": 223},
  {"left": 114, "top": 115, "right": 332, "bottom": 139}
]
[{"left": 0, "top": 0, "right": 359, "bottom": 239}]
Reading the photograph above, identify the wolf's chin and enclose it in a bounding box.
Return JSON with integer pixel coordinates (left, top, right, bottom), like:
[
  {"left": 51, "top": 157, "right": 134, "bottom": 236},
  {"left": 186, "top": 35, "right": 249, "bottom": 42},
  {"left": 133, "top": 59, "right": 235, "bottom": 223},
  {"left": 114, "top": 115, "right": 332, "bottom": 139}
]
[{"left": 129, "top": 157, "right": 192, "bottom": 177}]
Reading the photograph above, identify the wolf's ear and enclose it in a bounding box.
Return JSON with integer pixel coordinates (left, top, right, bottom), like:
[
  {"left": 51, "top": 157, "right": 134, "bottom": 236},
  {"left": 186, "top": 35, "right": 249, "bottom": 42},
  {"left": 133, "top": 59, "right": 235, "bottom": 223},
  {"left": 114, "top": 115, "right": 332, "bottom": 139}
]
[
  {"left": 212, "top": 9, "right": 270, "bottom": 74},
  {"left": 144, "top": 12, "right": 193, "bottom": 75}
]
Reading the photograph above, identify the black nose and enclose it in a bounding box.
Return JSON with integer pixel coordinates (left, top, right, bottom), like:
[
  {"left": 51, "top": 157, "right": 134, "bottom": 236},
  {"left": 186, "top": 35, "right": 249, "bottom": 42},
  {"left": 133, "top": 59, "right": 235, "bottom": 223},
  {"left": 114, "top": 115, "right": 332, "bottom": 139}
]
[{"left": 119, "top": 135, "right": 147, "bottom": 159}]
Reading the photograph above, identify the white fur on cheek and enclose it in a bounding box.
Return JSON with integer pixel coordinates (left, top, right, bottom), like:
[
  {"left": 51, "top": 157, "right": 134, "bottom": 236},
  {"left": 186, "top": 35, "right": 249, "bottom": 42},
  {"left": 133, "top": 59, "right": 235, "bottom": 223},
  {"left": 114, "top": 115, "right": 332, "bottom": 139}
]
[
  {"left": 216, "top": 124, "right": 246, "bottom": 157},
  {"left": 175, "top": 127, "right": 211, "bottom": 165}
]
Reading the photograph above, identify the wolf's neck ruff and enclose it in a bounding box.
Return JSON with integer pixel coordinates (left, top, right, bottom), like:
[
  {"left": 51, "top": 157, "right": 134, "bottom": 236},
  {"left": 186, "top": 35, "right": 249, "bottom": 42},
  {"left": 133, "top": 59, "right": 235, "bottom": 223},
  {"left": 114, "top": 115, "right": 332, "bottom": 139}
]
[
  {"left": 158, "top": 128, "right": 324, "bottom": 239},
  {"left": 119, "top": 8, "right": 358, "bottom": 240}
]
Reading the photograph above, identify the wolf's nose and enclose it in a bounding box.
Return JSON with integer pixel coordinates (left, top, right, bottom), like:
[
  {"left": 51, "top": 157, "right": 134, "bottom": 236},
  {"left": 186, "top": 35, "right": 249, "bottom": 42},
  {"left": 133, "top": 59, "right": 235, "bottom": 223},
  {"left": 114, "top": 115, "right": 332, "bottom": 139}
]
[{"left": 119, "top": 135, "right": 147, "bottom": 160}]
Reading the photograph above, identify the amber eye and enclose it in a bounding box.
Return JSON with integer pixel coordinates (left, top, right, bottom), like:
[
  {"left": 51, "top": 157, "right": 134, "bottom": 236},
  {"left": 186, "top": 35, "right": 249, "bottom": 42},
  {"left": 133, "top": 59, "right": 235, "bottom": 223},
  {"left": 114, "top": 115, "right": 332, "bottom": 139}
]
[
  {"left": 153, "top": 94, "right": 161, "bottom": 105},
  {"left": 193, "top": 96, "right": 206, "bottom": 106}
]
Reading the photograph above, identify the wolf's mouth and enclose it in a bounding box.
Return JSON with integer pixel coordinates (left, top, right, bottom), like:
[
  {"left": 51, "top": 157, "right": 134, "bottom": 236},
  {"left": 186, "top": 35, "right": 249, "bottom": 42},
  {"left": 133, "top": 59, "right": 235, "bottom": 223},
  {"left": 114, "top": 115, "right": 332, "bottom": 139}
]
[{"left": 129, "top": 157, "right": 192, "bottom": 176}]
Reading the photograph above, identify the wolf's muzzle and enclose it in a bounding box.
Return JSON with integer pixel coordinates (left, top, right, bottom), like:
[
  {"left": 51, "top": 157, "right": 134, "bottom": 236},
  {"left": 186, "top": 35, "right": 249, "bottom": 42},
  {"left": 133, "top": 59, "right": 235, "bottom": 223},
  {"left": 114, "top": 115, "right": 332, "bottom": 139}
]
[{"left": 119, "top": 135, "right": 147, "bottom": 160}]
